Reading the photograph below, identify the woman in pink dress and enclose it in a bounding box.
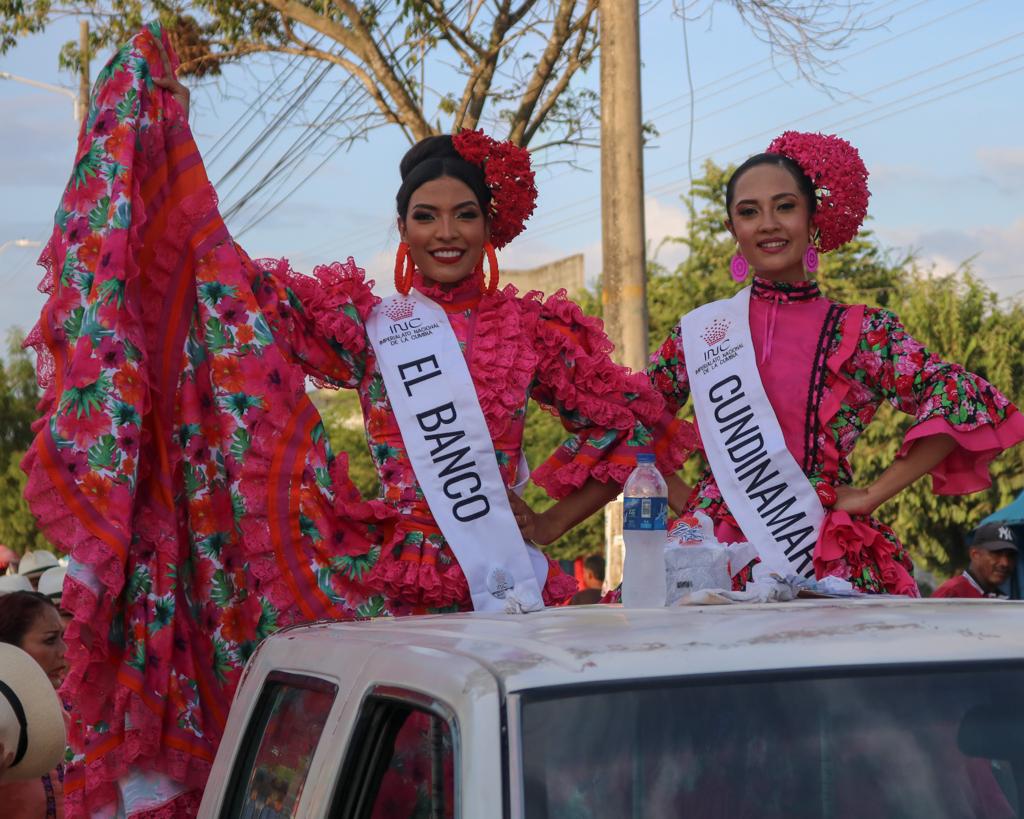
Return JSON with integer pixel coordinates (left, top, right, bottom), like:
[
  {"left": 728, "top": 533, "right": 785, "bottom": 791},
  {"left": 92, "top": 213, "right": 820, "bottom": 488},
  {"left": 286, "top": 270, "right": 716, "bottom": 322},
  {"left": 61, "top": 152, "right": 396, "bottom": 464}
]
[
  {"left": 21, "top": 25, "right": 691, "bottom": 817},
  {"left": 519, "top": 132, "right": 1024, "bottom": 594}
]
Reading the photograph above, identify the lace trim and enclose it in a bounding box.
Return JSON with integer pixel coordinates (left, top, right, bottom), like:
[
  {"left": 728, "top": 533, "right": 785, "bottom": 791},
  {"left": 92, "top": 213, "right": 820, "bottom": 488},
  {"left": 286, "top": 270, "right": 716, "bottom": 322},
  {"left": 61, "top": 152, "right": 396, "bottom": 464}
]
[{"left": 411, "top": 268, "right": 483, "bottom": 305}]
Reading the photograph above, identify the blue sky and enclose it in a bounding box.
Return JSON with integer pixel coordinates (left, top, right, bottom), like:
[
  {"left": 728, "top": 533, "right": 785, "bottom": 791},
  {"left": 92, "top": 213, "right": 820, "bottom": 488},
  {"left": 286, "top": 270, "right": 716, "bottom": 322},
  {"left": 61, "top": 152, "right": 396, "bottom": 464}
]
[{"left": 1, "top": 0, "right": 1022, "bottom": 344}]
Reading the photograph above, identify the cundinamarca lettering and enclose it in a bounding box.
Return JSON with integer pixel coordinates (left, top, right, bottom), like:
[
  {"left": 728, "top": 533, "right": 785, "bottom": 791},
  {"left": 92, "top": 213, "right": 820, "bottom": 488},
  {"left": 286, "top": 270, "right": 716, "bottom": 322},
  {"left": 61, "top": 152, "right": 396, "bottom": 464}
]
[{"left": 708, "top": 373, "right": 816, "bottom": 569}]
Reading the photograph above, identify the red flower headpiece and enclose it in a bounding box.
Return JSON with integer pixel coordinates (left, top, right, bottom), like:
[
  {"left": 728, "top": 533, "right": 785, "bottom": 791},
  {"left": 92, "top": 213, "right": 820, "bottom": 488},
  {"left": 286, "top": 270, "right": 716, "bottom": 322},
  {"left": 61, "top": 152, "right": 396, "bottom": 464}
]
[
  {"left": 766, "top": 131, "right": 870, "bottom": 253},
  {"left": 452, "top": 129, "right": 537, "bottom": 249}
]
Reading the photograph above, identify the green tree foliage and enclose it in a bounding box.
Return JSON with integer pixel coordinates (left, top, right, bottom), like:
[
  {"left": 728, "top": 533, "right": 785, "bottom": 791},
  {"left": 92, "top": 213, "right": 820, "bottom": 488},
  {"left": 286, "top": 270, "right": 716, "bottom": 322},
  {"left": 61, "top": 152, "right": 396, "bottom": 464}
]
[
  {"left": 309, "top": 388, "right": 379, "bottom": 498},
  {"left": 0, "top": 330, "right": 52, "bottom": 555},
  {"left": 651, "top": 160, "right": 1024, "bottom": 575}
]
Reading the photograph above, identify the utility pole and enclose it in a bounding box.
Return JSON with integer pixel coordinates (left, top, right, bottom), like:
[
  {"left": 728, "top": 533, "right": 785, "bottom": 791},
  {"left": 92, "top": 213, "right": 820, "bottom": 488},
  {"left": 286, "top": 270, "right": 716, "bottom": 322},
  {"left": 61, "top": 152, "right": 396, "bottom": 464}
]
[
  {"left": 599, "top": 1, "right": 647, "bottom": 372},
  {"left": 598, "top": 1, "right": 647, "bottom": 590},
  {"left": 77, "top": 20, "right": 90, "bottom": 123}
]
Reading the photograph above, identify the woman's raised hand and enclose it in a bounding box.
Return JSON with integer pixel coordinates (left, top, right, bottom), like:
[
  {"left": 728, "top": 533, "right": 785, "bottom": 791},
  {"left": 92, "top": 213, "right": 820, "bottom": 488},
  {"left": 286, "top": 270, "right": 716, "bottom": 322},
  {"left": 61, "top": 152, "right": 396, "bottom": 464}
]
[{"left": 153, "top": 37, "right": 190, "bottom": 119}]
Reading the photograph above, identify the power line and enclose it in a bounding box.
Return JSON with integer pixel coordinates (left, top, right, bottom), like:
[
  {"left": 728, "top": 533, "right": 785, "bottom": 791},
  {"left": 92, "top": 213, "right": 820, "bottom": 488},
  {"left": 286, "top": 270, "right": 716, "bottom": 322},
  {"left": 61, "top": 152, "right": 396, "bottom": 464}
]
[
  {"left": 517, "top": 45, "right": 1024, "bottom": 245},
  {"left": 650, "top": 0, "right": 990, "bottom": 125},
  {"left": 538, "top": 0, "right": 997, "bottom": 188},
  {"left": 203, "top": 39, "right": 323, "bottom": 167}
]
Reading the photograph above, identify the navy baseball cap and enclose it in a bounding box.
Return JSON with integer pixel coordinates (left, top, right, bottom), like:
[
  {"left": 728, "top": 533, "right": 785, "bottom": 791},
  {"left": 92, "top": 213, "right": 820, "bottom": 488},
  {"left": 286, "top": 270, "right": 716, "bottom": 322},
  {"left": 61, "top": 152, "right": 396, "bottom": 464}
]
[{"left": 972, "top": 522, "right": 1018, "bottom": 552}]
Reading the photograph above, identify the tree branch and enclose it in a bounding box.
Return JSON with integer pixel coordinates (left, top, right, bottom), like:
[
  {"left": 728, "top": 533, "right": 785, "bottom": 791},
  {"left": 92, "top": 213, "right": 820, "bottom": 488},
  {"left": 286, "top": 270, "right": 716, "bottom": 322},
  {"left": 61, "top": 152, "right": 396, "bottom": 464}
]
[
  {"left": 261, "top": 0, "right": 432, "bottom": 140},
  {"left": 508, "top": 0, "right": 593, "bottom": 146}
]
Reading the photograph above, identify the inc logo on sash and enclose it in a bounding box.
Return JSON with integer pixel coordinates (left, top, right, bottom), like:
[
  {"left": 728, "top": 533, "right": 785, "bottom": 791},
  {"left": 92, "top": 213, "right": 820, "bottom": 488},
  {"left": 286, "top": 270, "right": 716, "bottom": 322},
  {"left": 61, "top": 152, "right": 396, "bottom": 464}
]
[
  {"left": 384, "top": 298, "right": 422, "bottom": 334},
  {"left": 696, "top": 316, "right": 740, "bottom": 375}
]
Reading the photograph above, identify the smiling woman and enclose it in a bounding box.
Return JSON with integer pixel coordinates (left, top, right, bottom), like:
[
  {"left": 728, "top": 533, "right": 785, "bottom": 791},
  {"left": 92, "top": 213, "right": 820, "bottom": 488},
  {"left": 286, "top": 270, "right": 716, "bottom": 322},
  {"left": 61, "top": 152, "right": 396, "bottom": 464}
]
[
  {"left": 18, "top": 24, "right": 696, "bottom": 818},
  {"left": 520, "top": 131, "right": 1024, "bottom": 597}
]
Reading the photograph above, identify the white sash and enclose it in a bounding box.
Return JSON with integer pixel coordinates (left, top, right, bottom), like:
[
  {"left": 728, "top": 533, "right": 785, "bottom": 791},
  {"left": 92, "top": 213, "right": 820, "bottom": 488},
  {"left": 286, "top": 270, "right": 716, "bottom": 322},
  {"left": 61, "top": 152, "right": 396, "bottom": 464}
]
[
  {"left": 680, "top": 287, "right": 823, "bottom": 579},
  {"left": 367, "top": 290, "right": 545, "bottom": 612}
]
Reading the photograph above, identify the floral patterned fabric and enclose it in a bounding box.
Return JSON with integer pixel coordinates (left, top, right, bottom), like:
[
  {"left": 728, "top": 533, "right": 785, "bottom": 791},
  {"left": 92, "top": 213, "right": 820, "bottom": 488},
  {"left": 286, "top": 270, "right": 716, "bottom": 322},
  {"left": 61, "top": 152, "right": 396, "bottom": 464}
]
[
  {"left": 265, "top": 265, "right": 687, "bottom": 609},
  {"left": 22, "top": 24, "right": 689, "bottom": 818},
  {"left": 645, "top": 276, "right": 1024, "bottom": 594}
]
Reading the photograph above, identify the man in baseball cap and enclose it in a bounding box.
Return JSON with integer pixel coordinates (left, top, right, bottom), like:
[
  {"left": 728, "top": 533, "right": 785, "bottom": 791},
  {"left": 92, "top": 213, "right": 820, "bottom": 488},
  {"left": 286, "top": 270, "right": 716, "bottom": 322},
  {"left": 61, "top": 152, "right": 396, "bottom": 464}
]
[{"left": 933, "top": 523, "right": 1018, "bottom": 599}]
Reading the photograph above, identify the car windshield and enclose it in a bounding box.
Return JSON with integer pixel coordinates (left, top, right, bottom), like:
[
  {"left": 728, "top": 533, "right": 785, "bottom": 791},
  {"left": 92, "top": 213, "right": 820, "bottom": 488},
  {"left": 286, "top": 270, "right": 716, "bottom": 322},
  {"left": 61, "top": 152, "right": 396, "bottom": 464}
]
[{"left": 520, "top": 662, "right": 1024, "bottom": 818}]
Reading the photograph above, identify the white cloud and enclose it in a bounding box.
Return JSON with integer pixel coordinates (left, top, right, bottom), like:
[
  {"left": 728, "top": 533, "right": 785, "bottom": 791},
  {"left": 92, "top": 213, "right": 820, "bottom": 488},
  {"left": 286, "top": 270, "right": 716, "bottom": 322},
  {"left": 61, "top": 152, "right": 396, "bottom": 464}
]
[
  {"left": 876, "top": 217, "right": 1024, "bottom": 302},
  {"left": 976, "top": 147, "right": 1024, "bottom": 175},
  {"left": 645, "top": 196, "right": 689, "bottom": 271}
]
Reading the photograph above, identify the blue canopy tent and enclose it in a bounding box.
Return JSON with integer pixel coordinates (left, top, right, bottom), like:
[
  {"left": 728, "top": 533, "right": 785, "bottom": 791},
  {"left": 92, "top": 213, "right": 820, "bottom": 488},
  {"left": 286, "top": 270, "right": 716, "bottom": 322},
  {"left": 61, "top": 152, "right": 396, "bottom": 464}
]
[{"left": 978, "top": 490, "right": 1024, "bottom": 599}]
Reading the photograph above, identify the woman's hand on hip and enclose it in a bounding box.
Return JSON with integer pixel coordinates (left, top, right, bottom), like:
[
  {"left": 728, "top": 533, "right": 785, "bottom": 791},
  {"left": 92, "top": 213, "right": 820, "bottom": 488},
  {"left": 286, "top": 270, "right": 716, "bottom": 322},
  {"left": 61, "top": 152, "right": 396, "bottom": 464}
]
[
  {"left": 507, "top": 490, "right": 560, "bottom": 546},
  {"left": 832, "top": 484, "right": 880, "bottom": 516}
]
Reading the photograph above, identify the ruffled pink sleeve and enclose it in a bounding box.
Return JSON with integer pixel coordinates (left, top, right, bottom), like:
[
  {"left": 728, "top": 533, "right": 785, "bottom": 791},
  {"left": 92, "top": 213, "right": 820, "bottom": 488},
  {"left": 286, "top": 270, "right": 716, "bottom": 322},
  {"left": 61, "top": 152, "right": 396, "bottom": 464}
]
[
  {"left": 250, "top": 255, "right": 379, "bottom": 390},
  {"left": 529, "top": 292, "right": 696, "bottom": 499},
  {"left": 852, "top": 308, "right": 1024, "bottom": 494}
]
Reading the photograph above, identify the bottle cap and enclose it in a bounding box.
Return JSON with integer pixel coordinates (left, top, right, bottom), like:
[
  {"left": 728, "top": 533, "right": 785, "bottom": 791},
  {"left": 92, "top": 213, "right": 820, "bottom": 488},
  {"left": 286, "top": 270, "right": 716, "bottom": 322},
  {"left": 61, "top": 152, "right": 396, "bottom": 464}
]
[{"left": 636, "top": 453, "right": 655, "bottom": 464}]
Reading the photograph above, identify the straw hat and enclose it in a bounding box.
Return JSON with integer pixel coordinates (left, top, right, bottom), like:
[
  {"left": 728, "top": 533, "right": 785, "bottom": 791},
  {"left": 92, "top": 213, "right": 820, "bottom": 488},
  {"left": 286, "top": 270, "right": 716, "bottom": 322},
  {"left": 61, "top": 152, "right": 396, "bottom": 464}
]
[
  {"left": 17, "top": 551, "right": 59, "bottom": 579},
  {"left": 0, "top": 644, "right": 67, "bottom": 782},
  {"left": 0, "top": 574, "right": 33, "bottom": 595},
  {"left": 37, "top": 567, "right": 67, "bottom": 602}
]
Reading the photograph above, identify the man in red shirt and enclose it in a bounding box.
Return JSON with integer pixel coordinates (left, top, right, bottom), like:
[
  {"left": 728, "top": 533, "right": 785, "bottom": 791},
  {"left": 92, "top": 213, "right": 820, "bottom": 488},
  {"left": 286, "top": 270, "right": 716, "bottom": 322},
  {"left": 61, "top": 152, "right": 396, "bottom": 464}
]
[{"left": 933, "top": 523, "right": 1018, "bottom": 598}]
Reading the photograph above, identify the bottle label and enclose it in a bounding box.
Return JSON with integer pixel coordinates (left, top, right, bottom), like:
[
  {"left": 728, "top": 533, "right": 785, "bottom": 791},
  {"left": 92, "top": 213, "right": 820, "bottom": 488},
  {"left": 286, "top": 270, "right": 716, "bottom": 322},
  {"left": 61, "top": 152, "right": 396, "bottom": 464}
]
[{"left": 623, "top": 496, "right": 668, "bottom": 531}]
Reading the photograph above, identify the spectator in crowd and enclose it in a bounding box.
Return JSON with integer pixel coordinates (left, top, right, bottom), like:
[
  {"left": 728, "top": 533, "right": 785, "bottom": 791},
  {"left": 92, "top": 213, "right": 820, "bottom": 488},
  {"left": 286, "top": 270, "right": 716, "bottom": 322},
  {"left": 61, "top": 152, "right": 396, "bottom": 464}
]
[
  {"left": 259, "top": 781, "right": 289, "bottom": 819},
  {"left": 0, "top": 575, "right": 33, "bottom": 596},
  {"left": 37, "top": 568, "right": 71, "bottom": 630},
  {"left": 571, "top": 555, "right": 606, "bottom": 605},
  {"left": 933, "top": 523, "right": 1018, "bottom": 599},
  {"left": 0, "top": 591, "right": 68, "bottom": 815},
  {"left": 17, "top": 552, "right": 59, "bottom": 592},
  {"left": 0, "top": 644, "right": 67, "bottom": 796}
]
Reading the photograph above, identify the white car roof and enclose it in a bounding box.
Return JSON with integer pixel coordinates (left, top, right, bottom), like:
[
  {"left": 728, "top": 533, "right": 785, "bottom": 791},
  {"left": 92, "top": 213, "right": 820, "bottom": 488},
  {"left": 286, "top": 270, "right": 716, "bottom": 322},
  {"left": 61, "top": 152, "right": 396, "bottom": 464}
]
[{"left": 262, "top": 598, "right": 1024, "bottom": 693}]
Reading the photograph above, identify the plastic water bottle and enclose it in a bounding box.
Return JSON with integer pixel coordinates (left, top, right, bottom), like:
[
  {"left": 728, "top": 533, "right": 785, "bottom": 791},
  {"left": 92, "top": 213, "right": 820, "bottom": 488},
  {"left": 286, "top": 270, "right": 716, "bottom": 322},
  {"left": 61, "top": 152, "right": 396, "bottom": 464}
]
[{"left": 621, "top": 453, "right": 669, "bottom": 608}]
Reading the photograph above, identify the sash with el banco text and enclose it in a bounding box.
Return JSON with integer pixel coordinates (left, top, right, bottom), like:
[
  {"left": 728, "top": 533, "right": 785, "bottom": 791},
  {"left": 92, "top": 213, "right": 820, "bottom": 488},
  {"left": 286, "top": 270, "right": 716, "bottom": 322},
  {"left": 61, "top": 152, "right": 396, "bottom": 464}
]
[
  {"left": 366, "top": 289, "right": 545, "bottom": 612},
  {"left": 680, "top": 287, "right": 824, "bottom": 579}
]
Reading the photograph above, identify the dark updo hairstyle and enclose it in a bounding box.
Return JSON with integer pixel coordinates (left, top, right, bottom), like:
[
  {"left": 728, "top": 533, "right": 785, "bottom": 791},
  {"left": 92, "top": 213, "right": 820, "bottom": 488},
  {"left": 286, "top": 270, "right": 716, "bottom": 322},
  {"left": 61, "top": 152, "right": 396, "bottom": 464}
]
[
  {"left": 396, "top": 135, "right": 491, "bottom": 221},
  {"left": 725, "top": 153, "right": 817, "bottom": 219},
  {"left": 0, "top": 590, "right": 58, "bottom": 648}
]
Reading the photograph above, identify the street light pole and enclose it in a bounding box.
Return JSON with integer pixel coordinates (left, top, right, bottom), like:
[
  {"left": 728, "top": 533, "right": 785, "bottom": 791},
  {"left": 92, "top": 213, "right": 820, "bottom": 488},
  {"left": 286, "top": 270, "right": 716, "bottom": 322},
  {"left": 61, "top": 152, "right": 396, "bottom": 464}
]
[
  {"left": 0, "top": 71, "right": 77, "bottom": 120},
  {"left": 0, "top": 19, "right": 90, "bottom": 122},
  {"left": 0, "top": 239, "right": 42, "bottom": 255}
]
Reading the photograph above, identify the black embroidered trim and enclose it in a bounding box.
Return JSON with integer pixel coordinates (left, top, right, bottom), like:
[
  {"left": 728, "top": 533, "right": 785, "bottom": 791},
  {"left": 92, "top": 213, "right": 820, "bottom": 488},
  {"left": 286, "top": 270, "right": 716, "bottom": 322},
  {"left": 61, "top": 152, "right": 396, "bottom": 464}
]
[
  {"left": 751, "top": 278, "right": 822, "bottom": 303},
  {"left": 803, "top": 303, "right": 845, "bottom": 473}
]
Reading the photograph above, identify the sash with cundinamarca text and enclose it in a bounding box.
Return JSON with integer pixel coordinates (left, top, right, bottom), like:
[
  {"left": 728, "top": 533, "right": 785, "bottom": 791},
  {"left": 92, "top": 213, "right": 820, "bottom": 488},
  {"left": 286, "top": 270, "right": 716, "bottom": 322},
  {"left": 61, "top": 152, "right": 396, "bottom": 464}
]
[
  {"left": 680, "top": 287, "right": 823, "bottom": 579},
  {"left": 367, "top": 290, "right": 545, "bottom": 612}
]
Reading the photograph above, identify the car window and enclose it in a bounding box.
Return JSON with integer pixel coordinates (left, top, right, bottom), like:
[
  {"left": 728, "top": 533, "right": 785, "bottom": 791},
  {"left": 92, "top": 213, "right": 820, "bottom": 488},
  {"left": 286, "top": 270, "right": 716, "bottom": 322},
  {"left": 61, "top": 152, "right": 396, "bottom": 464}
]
[
  {"left": 223, "top": 672, "right": 337, "bottom": 819},
  {"left": 333, "top": 694, "right": 456, "bottom": 819},
  {"left": 520, "top": 662, "right": 1024, "bottom": 819}
]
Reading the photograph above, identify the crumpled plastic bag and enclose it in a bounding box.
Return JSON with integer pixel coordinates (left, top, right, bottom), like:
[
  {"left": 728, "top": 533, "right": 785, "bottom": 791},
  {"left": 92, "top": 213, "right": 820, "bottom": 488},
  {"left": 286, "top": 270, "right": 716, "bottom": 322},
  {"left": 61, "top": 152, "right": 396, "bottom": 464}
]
[
  {"left": 671, "top": 571, "right": 861, "bottom": 606},
  {"left": 663, "top": 511, "right": 760, "bottom": 604}
]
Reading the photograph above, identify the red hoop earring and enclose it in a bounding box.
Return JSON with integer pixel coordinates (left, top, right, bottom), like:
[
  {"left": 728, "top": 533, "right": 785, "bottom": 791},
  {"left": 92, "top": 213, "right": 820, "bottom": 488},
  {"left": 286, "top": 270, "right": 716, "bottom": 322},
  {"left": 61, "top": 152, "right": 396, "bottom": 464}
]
[
  {"left": 482, "top": 242, "right": 499, "bottom": 294},
  {"left": 394, "top": 241, "right": 414, "bottom": 295}
]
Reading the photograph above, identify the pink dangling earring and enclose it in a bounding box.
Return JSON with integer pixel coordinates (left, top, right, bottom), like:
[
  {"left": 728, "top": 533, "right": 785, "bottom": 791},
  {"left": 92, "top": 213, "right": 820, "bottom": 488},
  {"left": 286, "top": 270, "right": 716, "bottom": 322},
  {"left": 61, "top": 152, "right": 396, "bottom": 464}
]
[
  {"left": 730, "top": 252, "right": 750, "bottom": 282},
  {"left": 803, "top": 244, "right": 819, "bottom": 275}
]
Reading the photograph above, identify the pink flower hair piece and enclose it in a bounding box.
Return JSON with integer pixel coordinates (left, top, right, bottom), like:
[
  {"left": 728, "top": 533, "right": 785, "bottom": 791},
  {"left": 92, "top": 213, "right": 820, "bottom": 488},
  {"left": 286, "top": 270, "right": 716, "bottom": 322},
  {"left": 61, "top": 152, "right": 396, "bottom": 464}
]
[
  {"left": 766, "top": 131, "right": 870, "bottom": 253},
  {"left": 452, "top": 129, "right": 537, "bottom": 249}
]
